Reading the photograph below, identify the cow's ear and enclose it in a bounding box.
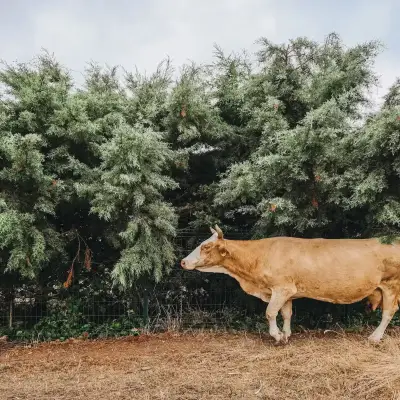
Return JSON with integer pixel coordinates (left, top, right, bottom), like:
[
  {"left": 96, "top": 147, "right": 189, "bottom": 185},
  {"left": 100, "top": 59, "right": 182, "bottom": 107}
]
[{"left": 217, "top": 242, "right": 229, "bottom": 257}]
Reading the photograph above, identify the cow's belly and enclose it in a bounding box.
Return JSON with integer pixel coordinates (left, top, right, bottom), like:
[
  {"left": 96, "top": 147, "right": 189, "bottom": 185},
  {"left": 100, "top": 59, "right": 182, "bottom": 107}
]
[
  {"left": 285, "top": 257, "right": 389, "bottom": 304},
  {"left": 295, "top": 280, "right": 380, "bottom": 304}
]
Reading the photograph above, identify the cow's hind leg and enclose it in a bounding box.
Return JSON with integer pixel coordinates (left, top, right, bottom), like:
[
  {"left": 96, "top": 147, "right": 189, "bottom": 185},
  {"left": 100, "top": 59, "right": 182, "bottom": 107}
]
[
  {"left": 266, "top": 286, "right": 297, "bottom": 343},
  {"left": 368, "top": 285, "right": 399, "bottom": 343},
  {"left": 281, "top": 300, "right": 293, "bottom": 343}
]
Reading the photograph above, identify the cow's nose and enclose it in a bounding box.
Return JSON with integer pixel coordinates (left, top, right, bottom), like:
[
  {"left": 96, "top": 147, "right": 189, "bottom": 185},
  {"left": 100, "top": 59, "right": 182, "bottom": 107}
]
[{"left": 180, "top": 259, "right": 186, "bottom": 268}]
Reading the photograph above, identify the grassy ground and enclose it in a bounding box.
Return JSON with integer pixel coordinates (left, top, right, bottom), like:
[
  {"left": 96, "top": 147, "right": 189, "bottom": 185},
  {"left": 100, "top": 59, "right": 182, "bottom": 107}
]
[{"left": 1, "top": 330, "right": 400, "bottom": 399}]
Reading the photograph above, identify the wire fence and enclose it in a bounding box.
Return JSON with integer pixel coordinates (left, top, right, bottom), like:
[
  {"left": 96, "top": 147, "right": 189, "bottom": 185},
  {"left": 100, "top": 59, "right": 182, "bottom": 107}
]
[
  {"left": 0, "top": 286, "right": 366, "bottom": 337},
  {"left": 0, "top": 286, "right": 268, "bottom": 331}
]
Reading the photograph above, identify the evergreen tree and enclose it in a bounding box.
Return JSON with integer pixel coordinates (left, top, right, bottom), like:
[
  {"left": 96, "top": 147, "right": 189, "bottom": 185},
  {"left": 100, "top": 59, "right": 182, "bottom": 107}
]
[
  {"left": 0, "top": 55, "right": 70, "bottom": 280},
  {"left": 0, "top": 56, "right": 179, "bottom": 288},
  {"left": 214, "top": 34, "right": 383, "bottom": 238},
  {"left": 352, "top": 79, "right": 400, "bottom": 237},
  {"left": 74, "top": 65, "right": 178, "bottom": 287},
  {"left": 77, "top": 122, "right": 178, "bottom": 286}
]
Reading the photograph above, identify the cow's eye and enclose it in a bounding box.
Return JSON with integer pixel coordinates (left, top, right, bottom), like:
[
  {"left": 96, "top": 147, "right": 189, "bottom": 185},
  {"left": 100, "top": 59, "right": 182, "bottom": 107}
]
[{"left": 203, "top": 243, "right": 212, "bottom": 251}]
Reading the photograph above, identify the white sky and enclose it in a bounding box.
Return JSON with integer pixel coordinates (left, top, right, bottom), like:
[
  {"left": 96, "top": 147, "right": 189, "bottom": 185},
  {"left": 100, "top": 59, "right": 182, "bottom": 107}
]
[{"left": 1, "top": 0, "right": 399, "bottom": 104}]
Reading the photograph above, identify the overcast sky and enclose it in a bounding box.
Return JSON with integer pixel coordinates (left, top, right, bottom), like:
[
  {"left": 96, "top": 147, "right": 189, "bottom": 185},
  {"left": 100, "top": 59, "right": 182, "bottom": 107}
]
[{"left": 1, "top": 0, "right": 398, "bottom": 103}]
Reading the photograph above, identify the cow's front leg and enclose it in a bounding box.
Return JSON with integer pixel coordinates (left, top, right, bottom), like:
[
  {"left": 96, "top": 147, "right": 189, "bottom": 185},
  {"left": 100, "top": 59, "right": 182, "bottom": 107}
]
[
  {"left": 266, "top": 286, "right": 297, "bottom": 343},
  {"left": 280, "top": 300, "right": 293, "bottom": 343},
  {"left": 262, "top": 296, "right": 293, "bottom": 342}
]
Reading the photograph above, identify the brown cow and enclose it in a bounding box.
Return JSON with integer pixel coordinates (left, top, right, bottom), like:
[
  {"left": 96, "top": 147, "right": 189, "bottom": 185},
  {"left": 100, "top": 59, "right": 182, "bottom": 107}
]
[{"left": 180, "top": 225, "right": 400, "bottom": 343}]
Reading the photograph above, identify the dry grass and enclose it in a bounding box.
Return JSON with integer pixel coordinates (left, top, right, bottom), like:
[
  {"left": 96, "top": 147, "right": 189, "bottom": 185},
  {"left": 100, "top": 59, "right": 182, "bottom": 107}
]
[{"left": 1, "top": 330, "right": 400, "bottom": 399}]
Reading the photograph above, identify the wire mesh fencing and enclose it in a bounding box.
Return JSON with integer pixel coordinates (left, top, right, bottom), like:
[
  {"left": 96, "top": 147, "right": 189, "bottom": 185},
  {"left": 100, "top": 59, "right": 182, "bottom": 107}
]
[
  {"left": 0, "top": 282, "right": 366, "bottom": 338},
  {"left": 0, "top": 285, "right": 268, "bottom": 333}
]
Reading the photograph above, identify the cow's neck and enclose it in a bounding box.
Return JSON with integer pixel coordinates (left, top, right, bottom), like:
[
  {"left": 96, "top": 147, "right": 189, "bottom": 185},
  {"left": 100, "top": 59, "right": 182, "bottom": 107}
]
[{"left": 219, "top": 240, "right": 260, "bottom": 283}]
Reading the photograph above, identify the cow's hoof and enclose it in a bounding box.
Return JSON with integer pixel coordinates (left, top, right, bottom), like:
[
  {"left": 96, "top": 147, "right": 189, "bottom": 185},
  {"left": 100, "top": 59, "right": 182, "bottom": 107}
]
[
  {"left": 282, "top": 333, "right": 290, "bottom": 344},
  {"left": 368, "top": 333, "right": 382, "bottom": 344},
  {"left": 272, "top": 332, "right": 284, "bottom": 344}
]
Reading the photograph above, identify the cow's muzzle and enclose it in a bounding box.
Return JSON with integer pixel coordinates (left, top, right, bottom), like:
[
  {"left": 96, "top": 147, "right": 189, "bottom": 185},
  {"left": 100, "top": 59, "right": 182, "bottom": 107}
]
[{"left": 180, "top": 258, "right": 200, "bottom": 270}]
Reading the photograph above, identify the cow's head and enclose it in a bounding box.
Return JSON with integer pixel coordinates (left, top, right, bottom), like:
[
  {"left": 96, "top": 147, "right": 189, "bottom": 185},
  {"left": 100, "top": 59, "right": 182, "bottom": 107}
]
[{"left": 180, "top": 225, "right": 229, "bottom": 271}]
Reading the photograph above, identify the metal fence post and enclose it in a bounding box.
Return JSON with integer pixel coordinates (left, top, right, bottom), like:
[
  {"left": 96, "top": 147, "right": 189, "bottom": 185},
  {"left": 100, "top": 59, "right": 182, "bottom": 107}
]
[
  {"left": 143, "top": 289, "right": 149, "bottom": 326},
  {"left": 8, "top": 290, "right": 13, "bottom": 329}
]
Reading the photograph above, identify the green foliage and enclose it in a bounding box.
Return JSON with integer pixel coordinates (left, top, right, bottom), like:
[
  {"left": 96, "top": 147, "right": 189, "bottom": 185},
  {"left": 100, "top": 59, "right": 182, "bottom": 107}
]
[
  {"left": 77, "top": 122, "right": 178, "bottom": 286},
  {"left": 0, "top": 54, "right": 178, "bottom": 288},
  {"left": 213, "top": 33, "right": 396, "bottom": 238},
  {"left": 0, "top": 56, "right": 70, "bottom": 279}
]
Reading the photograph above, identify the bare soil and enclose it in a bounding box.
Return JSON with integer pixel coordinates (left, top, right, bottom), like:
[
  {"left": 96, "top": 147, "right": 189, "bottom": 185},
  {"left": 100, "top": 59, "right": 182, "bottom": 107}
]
[{"left": 1, "top": 330, "right": 400, "bottom": 400}]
